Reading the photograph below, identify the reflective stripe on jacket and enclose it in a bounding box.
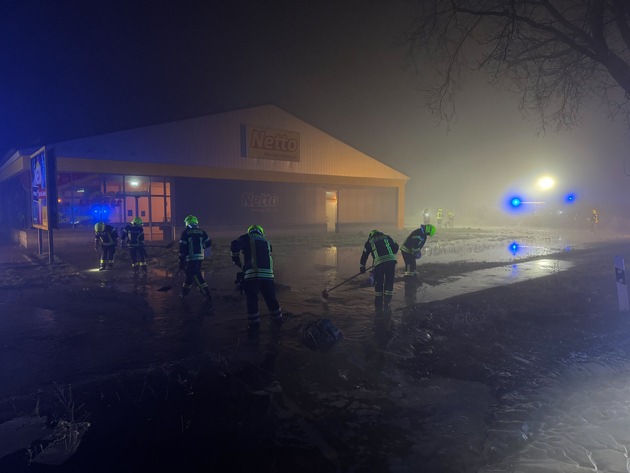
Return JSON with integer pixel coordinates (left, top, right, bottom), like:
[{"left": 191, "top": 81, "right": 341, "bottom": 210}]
[
  {"left": 122, "top": 224, "right": 144, "bottom": 247},
  {"left": 230, "top": 232, "right": 275, "bottom": 280},
  {"left": 401, "top": 226, "right": 428, "bottom": 255},
  {"left": 95, "top": 225, "right": 118, "bottom": 247},
  {"left": 179, "top": 227, "right": 211, "bottom": 262},
  {"left": 360, "top": 233, "right": 399, "bottom": 267}
]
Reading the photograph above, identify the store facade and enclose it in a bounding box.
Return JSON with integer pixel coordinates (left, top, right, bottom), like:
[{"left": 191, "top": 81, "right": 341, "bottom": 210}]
[{"left": 0, "top": 105, "right": 408, "bottom": 243}]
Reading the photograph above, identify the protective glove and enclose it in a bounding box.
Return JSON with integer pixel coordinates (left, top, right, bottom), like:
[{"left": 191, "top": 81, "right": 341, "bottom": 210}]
[
  {"left": 360, "top": 265, "right": 366, "bottom": 274},
  {"left": 415, "top": 251, "right": 422, "bottom": 260},
  {"left": 232, "top": 256, "right": 242, "bottom": 268}
]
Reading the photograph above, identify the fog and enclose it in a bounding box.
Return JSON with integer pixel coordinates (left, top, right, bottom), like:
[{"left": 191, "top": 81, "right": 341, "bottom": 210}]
[{"left": 2, "top": 0, "right": 629, "bottom": 228}]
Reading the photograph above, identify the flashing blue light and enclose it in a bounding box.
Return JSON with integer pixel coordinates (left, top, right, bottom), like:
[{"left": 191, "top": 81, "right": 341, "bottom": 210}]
[
  {"left": 90, "top": 205, "right": 110, "bottom": 222},
  {"left": 510, "top": 196, "right": 522, "bottom": 207},
  {"left": 509, "top": 241, "right": 520, "bottom": 255},
  {"left": 564, "top": 193, "right": 576, "bottom": 204}
]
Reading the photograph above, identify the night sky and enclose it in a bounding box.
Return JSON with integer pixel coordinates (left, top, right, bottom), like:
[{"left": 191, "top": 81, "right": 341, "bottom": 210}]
[{"left": 2, "top": 0, "right": 629, "bottom": 225}]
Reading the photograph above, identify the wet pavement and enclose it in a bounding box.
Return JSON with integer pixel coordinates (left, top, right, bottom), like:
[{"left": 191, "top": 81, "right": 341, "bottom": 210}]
[
  {"left": 1, "top": 226, "right": 630, "bottom": 472},
  {"left": 417, "top": 258, "right": 574, "bottom": 303}
]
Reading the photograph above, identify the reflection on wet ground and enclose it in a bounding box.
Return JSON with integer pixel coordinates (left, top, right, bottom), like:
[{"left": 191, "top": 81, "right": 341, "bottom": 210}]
[
  {"left": 1, "top": 228, "right": 628, "bottom": 472},
  {"left": 480, "top": 358, "right": 630, "bottom": 472},
  {"left": 416, "top": 258, "right": 574, "bottom": 303}
]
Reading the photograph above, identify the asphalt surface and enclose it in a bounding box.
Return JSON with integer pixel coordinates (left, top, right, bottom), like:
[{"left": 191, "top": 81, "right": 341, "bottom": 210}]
[{"left": 2, "top": 226, "right": 630, "bottom": 472}]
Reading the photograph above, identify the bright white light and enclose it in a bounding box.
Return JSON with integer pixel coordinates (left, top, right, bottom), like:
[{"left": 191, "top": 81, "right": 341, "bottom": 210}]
[
  {"left": 537, "top": 176, "right": 555, "bottom": 191},
  {"left": 130, "top": 180, "right": 139, "bottom": 187}
]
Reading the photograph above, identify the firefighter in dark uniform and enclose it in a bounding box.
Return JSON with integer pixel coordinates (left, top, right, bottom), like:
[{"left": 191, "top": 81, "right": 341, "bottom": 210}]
[
  {"left": 360, "top": 229, "right": 399, "bottom": 310},
  {"left": 178, "top": 215, "right": 212, "bottom": 303},
  {"left": 121, "top": 216, "right": 147, "bottom": 274},
  {"left": 94, "top": 222, "right": 118, "bottom": 270},
  {"left": 231, "top": 224, "right": 282, "bottom": 333},
  {"left": 401, "top": 224, "right": 435, "bottom": 281}
]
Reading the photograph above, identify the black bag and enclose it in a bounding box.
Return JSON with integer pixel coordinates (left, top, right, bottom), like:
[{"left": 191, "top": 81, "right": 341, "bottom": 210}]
[{"left": 300, "top": 318, "right": 344, "bottom": 351}]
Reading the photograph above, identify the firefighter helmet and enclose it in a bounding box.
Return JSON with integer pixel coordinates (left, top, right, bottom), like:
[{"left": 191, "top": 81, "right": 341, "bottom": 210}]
[
  {"left": 184, "top": 215, "right": 198, "bottom": 227},
  {"left": 368, "top": 229, "right": 381, "bottom": 239},
  {"left": 424, "top": 224, "right": 436, "bottom": 237},
  {"left": 94, "top": 222, "right": 105, "bottom": 232},
  {"left": 247, "top": 224, "right": 265, "bottom": 235},
  {"left": 132, "top": 216, "right": 143, "bottom": 226}
]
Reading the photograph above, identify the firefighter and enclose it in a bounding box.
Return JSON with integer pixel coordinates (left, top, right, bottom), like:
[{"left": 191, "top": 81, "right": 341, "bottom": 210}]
[
  {"left": 360, "top": 229, "right": 399, "bottom": 311},
  {"left": 436, "top": 208, "right": 443, "bottom": 227},
  {"left": 590, "top": 209, "right": 598, "bottom": 233},
  {"left": 231, "top": 224, "right": 282, "bottom": 333},
  {"left": 446, "top": 211, "right": 454, "bottom": 228},
  {"left": 94, "top": 221, "right": 118, "bottom": 270},
  {"left": 121, "top": 216, "right": 147, "bottom": 274},
  {"left": 178, "top": 215, "right": 212, "bottom": 303},
  {"left": 401, "top": 224, "right": 435, "bottom": 281}
]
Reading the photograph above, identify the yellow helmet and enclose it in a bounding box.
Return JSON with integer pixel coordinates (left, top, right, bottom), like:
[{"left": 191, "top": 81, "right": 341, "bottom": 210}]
[
  {"left": 424, "top": 224, "right": 436, "bottom": 237},
  {"left": 94, "top": 222, "right": 105, "bottom": 232},
  {"left": 247, "top": 224, "right": 265, "bottom": 235},
  {"left": 184, "top": 215, "right": 198, "bottom": 227},
  {"left": 132, "top": 216, "right": 143, "bottom": 225}
]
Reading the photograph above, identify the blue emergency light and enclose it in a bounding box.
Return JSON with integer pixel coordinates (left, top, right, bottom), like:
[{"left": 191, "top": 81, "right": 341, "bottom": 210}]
[{"left": 510, "top": 196, "right": 522, "bottom": 208}]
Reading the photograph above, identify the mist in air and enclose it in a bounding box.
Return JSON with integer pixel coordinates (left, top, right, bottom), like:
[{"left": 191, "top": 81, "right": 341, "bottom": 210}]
[{"left": 1, "top": 0, "right": 629, "bottom": 231}]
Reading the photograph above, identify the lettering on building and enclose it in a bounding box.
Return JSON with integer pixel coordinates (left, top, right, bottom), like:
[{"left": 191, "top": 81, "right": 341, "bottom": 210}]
[
  {"left": 240, "top": 124, "right": 300, "bottom": 162},
  {"left": 241, "top": 192, "right": 280, "bottom": 212}
]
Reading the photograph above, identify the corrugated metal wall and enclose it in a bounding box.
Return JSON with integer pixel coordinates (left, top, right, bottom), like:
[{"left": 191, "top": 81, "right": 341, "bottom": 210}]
[
  {"left": 52, "top": 105, "right": 408, "bottom": 182},
  {"left": 173, "top": 177, "right": 326, "bottom": 233},
  {"left": 337, "top": 187, "right": 397, "bottom": 224}
]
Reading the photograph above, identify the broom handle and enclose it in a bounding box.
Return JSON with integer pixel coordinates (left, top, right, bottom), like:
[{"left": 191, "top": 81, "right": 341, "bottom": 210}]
[{"left": 326, "top": 265, "right": 373, "bottom": 293}]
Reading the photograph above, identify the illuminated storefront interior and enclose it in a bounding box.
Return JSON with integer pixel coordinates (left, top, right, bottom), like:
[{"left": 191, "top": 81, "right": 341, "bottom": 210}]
[{"left": 57, "top": 173, "right": 171, "bottom": 239}]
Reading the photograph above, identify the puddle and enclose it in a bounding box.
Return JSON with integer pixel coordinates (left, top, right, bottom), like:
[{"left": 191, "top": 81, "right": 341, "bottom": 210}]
[
  {"left": 1, "top": 230, "right": 622, "bottom": 472},
  {"left": 416, "top": 258, "right": 574, "bottom": 303}
]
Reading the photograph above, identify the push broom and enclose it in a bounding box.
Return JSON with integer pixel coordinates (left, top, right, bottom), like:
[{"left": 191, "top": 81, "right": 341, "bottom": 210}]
[{"left": 321, "top": 265, "right": 373, "bottom": 301}]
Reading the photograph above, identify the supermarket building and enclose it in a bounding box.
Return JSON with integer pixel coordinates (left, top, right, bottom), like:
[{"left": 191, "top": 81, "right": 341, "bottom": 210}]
[{"left": 0, "top": 105, "right": 408, "bottom": 242}]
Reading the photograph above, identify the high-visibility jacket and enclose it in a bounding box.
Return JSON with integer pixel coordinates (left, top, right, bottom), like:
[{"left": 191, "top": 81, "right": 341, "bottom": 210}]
[
  {"left": 360, "top": 232, "right": 399, "bottom": 267},
  {"left": 401, "top": 225, "right": 428, "bottom": 256},
  {"left": 122, "top": 223, "right": 144, "bottom": 247},
  {"left": 179, "top": 226, "right": 211, "bottom": 263},
  {"left": 95, "top": 225, "right": 118, "bottom": 247},
  {"left": 230, "top": 231, "right": 275, "bottom": 280}
]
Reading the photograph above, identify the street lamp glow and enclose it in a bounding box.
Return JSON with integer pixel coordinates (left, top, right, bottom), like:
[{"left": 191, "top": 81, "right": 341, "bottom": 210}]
[{"left": 536, "top": 176, "right": 555, "bottom": 191}]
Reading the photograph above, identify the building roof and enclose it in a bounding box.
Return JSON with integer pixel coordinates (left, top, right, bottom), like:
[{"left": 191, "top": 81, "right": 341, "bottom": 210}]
[{"left": 50, "top": 105, "right": 408, "bottom": 182}]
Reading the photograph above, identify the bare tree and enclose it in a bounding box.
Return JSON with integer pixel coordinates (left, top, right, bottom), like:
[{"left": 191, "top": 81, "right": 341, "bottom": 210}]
[{"left": 405, "top": 0, "right": 630, "bottom": 131}]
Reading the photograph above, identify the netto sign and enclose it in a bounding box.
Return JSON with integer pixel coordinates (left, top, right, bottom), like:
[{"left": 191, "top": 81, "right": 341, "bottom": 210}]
[
  {"left": 241, "top": 192, "right": 279, "bottom": 209},
  {"left": 240, "top": 124, "right": 300, "bottom": 162}
]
